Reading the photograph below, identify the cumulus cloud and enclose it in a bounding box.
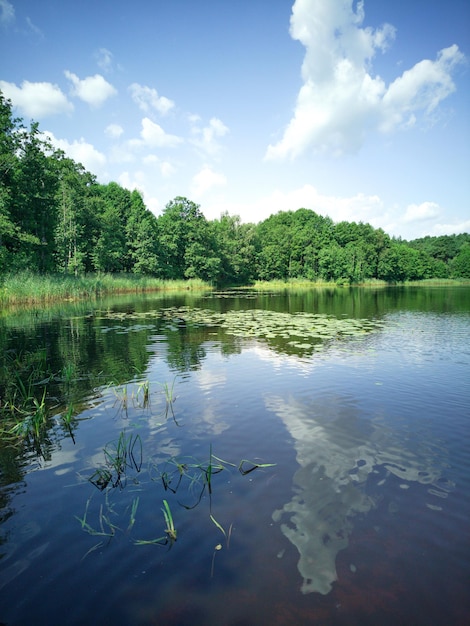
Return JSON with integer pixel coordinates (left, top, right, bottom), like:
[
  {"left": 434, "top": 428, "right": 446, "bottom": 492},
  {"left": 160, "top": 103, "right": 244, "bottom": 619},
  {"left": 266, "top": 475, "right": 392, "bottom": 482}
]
[
  {"left": 0, "top": 0, "right": 14, "bottom": 25},
  {"left": 0, "top": 80, "right": 73, "bottom": 117},
  {"left": 403, "top": 201, "right": 441, "bottom": 223},
  {"left": 129, "top": 117, "right": 183, "bottom": 149},
  {"left": 129, "top": 83, "right": 175, "bottom": 115},
  {"left": 190, "top": 117, "right": 229, "bottom": 156},
  {"left": 266, "top": 0, "right": 465, "bottom": 159},
  {"left": 64, "top": 70, "right": 117, "bottom": 107},
  {"left": 191, "top": 165, "right": 227, "bottom": 197},
  {"left": 42, "top": 130, "right": 106, "bottom": 173},
  {"left": 203, "top": 183, "right": 386, "bottom": 225},
  {"left": 429, "top": 218, "right": 470, "bottom": 237},
  {"left": 105, "top": 123, "right": 124, "bottom": 139}
]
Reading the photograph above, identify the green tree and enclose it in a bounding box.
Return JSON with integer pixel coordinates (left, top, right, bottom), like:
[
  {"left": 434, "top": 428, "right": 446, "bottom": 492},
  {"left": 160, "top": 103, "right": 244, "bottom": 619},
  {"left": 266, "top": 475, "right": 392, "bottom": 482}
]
[
  {"left": 157, "top": 197, "right": 220, "bottom": 281},
  {"left": 54, "top": 157, "right": 97, "bottom": 274},
  {"left": 211, "top": 212, "right": 257, "bottom": 284},
  {"left": 126, "top": 189, "right": 161, "bottom": 274},
  {"left": 11, "top": 123, "right": 58, "bottom": 271},
  {"left": 450, "top": 245, "right": 470, "bottom": 278},
  {"left": 0, "top": 93, "right": 19, "bottom": 267},
  {"left": 256, "top": 209, "right": 334, "bottom": 280}
]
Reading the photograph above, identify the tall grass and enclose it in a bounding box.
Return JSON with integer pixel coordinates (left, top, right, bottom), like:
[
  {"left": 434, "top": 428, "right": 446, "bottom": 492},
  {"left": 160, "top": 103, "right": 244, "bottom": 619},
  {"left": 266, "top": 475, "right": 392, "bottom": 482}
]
[
  {"left": 250, "top": 278, "right": 469, "bottom": 290},
  {"left": 0, "top": 271, "right": 211, "bottom": 306}
]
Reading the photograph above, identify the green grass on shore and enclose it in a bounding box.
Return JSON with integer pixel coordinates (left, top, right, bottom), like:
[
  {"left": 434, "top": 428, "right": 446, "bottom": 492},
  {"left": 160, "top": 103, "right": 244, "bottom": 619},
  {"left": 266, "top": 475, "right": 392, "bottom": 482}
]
[
  {"left": 1, "top": 273, "right": 467, "bottom": 307},
  {"left": 251, "top": 278, "right": 469, "bottom": 291},
  {"left": 0, "top": 272, "right": 211, "bottom": 306}
]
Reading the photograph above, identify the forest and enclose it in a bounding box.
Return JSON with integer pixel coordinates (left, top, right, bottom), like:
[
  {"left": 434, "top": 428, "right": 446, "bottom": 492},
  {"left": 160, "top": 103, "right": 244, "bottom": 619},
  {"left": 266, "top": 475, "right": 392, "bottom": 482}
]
[{"left": 1, "top": 91, "right": 469, "bottom": 286}]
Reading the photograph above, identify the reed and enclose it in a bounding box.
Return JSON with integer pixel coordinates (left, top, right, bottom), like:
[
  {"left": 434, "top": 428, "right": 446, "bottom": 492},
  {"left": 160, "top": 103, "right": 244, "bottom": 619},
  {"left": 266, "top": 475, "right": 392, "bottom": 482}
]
[
  {"left": 134, "top": 380, "right": 150, "bottom": 408},
  {"left": 89, "top": 431, "right": 142, "bottom": 490},
  {"left": 0, "top": 271, "right": 211, "bottom": 306},
  {"left": 162, "top": 499, "right": 177, "bottom": 542},
  {"left": 127, "top": 497, "right": 140, "bottom": 532},
  {"left": 61, "top": 403, "right": 75, "bottom": 442},
  {"left": 75, "top": 497, "right": 118, "bottom": 538}
]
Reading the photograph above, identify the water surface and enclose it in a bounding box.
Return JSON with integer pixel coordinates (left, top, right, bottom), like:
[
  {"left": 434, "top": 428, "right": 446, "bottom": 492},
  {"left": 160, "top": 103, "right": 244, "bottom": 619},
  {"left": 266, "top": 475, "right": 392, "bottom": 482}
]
[{"left": 0, "top": 287, "right": 469, "bottom": 625}]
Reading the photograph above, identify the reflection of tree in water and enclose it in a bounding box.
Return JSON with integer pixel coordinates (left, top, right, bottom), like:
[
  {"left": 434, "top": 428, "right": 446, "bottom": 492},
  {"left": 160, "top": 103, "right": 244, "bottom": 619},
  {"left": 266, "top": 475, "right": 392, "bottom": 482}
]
[{"left": 268, "top": 394, "right": 446, "bottom": 595}]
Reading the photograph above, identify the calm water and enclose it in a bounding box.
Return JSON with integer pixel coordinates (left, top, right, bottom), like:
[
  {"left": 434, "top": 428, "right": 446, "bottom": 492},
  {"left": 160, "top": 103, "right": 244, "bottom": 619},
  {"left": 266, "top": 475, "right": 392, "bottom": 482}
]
[{"left": 0, "top": 287, "right": 469, "bottom": 625}]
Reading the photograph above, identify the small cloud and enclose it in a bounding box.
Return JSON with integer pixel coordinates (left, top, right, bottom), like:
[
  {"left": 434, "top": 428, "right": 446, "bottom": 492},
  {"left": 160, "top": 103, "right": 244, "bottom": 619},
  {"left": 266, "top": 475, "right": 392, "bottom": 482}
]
[
  {"left": 129, "top": 117, "right": 183, "bottom": 149},
  {"left": 142, "top": 154, "right": 176, "bottom": 177},
  {"left": 403, "top": 201, "right": 441, "bottom": 223},
  {"left": 95, "top": 48, "right": 114, "bottom": 72},
  {"left": 142, "top": 154, "right": 158, "bottom": 165},
  {"left": 190, "top": 165, "right": 227, "bottom": 197},
  {"left": 0, "top": 0, "right": 14, "bottom": 25},
  {"left": 105, "top": 123, "right": 124, "bottom": 139},
  {"left": 26, "top": 16, "right": 44, "bottom": 38},
  {"left": 64, "top": 70, "right": 117, "bottom": 107},
  {"left": 128, "top": 83, "right": 175, "bottom": 116},
  {"left": 190, "top": 117, "right": 229, "bottom": 156},
  {"left": 0, "top": 79, "right": 73, "bottom": 117},
  {"left": 42, "top": 130, "right": 106, "bottom": 173}
]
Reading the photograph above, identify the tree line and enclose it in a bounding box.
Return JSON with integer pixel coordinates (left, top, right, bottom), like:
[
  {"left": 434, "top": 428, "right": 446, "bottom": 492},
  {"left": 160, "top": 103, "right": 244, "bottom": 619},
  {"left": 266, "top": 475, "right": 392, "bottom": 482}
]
[{"left": 1, "top": 92, "right": 469, "bottom": 284}]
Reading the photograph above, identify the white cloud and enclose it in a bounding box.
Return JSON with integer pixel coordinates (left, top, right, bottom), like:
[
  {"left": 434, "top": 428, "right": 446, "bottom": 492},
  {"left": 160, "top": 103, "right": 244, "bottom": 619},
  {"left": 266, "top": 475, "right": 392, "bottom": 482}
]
[
  {"left": 403, "top": 201, "right": 441, "bottom": 223},
  {"left": 129, "top": 117, "right": 183, "bottom": 149},
  {"left": 203, "top": 184, "right": 466, "bottom": 240},
  {"left": 118, "top": 170, "right": 146, "bottom": 190},
  {"left": 0, "top": 0, "right": 14, "bottom": 25},
  {"left": 26, "top": 16, "right": 43, "bottom": 37},
  {"left": 266, "top": 0, "right": 465, "bottom": 159},
  {"left": 190, "top": 117, "right": 229, "bottom": 156},
  {"left": 190, "top": 165, "right": 227, "bottom": 197},
  {"left": 429, "top": 218, "right": 470, "bottom": 237},
  {"left": 0, "top": 80, "right": 73, "bottom": 117},
  {"left": 117, "top": 171, "right": 161, "bottom": 215},
  {"left": 380, "top": 45, "right": 464, "bottom": 132},
  {"left": 128, "top": 83, "right": 175, "bottom": 115},
  {"left": 203, "top": 183, "right": 386, "bottom": 225},
  {"left": 159, "top": 161, "right": 176, "bottom": 178},
  {"left": 42, "top": 130, "right": 106, "bottom": 173},
  {"left": 64, "top": 70, "right": 117, "bottom": 107},
  {"left": 105, "top": 123, "right": 124, "bottom": 139},
  {"left": 142, "top": 154, "right": 176, "bottom": 177},
  {"left": 95, "top": 48, "right": 114, "bottom": 72}
]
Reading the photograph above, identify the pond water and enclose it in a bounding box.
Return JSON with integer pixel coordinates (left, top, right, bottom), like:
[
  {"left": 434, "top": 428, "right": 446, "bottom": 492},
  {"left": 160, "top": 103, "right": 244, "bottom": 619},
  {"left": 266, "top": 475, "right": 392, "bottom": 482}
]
[{"left": 0, "top": 286, "right": 469, "bottom": 625}]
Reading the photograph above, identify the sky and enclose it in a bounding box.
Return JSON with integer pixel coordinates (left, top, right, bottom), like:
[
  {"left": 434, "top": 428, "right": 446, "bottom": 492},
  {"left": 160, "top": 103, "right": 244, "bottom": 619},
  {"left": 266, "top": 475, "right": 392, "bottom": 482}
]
[{"left": 1, "top": 0, "right": 469, "bottom": 240}]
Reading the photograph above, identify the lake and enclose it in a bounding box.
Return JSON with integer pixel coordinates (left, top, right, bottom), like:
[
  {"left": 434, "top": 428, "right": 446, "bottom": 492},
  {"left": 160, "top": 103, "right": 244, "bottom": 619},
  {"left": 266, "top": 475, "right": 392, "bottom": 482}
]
[{"left": 0, "top": 286, "right": 469, "bottom": 625}]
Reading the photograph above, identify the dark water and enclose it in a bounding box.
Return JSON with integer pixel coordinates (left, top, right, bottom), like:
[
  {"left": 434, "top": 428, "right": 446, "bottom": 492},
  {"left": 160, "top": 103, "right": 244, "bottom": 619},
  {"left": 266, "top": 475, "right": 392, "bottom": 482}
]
[{"left": 0, "top": 287, "right": 469, "bottom": 625}]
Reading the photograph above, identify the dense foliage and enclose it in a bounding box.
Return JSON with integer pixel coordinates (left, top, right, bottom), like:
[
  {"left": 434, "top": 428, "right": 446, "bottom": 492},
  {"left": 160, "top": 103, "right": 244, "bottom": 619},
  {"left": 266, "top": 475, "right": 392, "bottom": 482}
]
[{"left": 1, "top": 92, "right": 468, "bottom": 284}]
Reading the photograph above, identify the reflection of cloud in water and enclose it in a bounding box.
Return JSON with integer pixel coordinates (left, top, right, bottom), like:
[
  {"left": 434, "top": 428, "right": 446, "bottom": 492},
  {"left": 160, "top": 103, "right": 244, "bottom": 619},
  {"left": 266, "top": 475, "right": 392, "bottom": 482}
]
[
  {"left": 268, "top": 394, "right": 446, "bottom": 595},
  {"left": 195, "top": 366, "right": 230, "bottom": 435},
  {"left": 195, "top": 367, "right": 227, "bottom": 392}
]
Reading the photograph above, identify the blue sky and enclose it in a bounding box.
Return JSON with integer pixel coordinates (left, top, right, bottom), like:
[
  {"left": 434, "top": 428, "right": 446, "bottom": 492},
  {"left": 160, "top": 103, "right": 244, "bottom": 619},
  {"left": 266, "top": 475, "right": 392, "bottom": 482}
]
[{"left": 1, "top": 0, "right": 469, "bottom": 240}]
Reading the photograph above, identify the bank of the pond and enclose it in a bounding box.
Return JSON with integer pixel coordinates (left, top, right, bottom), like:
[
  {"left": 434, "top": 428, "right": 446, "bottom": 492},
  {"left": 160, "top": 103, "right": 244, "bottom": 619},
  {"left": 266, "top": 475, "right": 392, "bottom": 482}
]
[
  {"left": 251, "top": 278, "right": 470, "bottom": 290},
  {"left": 0, "top": 272, "right": 211, "bottom": 305}
]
